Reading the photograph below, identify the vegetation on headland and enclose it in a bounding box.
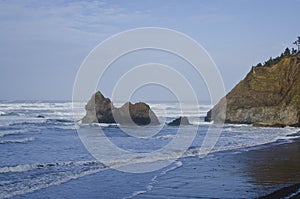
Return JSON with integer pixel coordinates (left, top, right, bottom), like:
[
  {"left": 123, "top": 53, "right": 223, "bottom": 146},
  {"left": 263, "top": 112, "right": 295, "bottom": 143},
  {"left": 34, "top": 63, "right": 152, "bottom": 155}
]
[
  {"left": 254, "top": 36, "right": 300, "bottom": 68},
  {"left": 205, "top": 36, "right": 300, "bottom": 127}
]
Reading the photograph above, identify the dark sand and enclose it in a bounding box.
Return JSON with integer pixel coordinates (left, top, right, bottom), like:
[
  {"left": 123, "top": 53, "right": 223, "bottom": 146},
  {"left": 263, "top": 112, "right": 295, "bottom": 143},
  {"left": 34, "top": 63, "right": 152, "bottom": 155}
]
[{"left": 244, "top": 139, "right": 300, "bottom": 198}]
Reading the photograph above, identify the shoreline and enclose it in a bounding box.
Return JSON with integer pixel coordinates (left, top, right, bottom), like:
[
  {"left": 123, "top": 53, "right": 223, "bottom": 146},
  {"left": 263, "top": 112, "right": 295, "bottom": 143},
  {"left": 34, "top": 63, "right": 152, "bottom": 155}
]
[
  {"left": 258, "top": 183, "right": 300, "bottom": 199},
  {"left": 124, "top": 136, "right": 300, "bottom": 198}
]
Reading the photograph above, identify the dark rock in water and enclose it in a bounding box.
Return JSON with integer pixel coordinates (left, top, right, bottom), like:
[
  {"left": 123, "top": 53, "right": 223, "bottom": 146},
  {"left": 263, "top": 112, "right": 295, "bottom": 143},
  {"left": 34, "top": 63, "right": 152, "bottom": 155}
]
[
  {"left": 82, "top": 91, "right": 160, "bottom": 125},
  {"left": 36, "top": 115, "right": 45, "bottom": 118},
  {"left": 114, "top": 102, "right": 160, "bottom": 125},
  {"left": 167, "top": 116, "right": 191, "bottom": 126},
  {"left": 205, "top": 54, "right": 300, "bottom": 127},
  {"left": 82, "top": 91, "right": 116, "bottom": 124}
]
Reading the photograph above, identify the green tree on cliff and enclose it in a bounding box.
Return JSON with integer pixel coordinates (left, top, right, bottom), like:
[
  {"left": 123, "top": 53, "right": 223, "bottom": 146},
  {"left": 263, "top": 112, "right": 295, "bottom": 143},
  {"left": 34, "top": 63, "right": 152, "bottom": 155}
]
[
  {"left": 293, "top": 36, "right": 300, "bottom": 52},
  {"left": 283, "top": 48, "right": 291, "bottom": 56}
]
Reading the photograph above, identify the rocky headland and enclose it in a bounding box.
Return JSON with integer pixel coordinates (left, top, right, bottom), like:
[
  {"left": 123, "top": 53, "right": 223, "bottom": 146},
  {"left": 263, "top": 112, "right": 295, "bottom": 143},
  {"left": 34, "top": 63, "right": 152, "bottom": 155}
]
[
  {"left": 82, "top": 91, "right": 160, "bottom": 125},
  {"left": 205, "top": 52, "right": 300, "bottom": 127}
]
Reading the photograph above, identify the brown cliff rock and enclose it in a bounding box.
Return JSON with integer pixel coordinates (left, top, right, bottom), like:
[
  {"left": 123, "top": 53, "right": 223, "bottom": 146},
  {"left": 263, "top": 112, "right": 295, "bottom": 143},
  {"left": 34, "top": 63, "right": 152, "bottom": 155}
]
[{"left": 205, "top": 54, "right": 300, "bottom": 127}]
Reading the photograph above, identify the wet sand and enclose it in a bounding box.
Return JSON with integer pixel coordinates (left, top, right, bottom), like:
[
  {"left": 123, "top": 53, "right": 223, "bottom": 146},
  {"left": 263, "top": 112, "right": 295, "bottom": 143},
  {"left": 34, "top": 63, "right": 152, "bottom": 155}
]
[
  {"left": 244, "top": 138, "right": 300, "bottom": 198},
  {"left": 258, "top": 183, "right": 300, "bottom": 199}
]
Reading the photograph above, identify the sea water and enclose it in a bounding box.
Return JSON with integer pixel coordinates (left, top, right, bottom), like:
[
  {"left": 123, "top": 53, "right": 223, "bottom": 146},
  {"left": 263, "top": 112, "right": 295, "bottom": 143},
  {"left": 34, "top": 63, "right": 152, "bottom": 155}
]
[{"left": 0, "top": 101, "right": 299, "bottom": 198}]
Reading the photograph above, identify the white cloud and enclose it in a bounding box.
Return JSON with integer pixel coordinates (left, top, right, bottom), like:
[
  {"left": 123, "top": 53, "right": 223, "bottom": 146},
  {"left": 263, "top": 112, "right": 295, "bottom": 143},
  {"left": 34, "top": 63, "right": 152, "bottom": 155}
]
[{"left": 0, "top": 0, "right": 153, "bottom": 45}]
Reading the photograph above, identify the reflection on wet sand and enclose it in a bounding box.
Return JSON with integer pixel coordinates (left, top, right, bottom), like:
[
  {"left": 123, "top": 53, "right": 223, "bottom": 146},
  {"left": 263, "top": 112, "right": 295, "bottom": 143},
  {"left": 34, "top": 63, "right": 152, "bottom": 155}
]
[
  {"left": 243, "top": 139, "right": 300, "bottom": 197},
  {"left": 246, "top": 140, "right": 300, "bottom": 186}
]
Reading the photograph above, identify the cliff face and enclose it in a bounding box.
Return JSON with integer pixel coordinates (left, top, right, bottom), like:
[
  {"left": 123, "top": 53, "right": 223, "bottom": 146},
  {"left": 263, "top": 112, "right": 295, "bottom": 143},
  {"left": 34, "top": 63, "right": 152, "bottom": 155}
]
[{"left": 205, "top": 54, "right": 300, "bottom": 127}]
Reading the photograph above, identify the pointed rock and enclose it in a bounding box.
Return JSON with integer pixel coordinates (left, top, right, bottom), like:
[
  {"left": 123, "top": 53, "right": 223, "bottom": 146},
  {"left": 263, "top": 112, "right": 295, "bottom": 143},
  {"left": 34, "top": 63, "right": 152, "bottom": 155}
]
[{"left": 167, "top": 116, "right": 191, "bottom": 126}]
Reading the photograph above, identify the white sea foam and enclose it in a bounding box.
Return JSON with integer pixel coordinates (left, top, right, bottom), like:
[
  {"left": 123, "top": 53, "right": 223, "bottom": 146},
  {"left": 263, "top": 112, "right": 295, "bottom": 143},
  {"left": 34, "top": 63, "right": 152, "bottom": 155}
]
[
  {"left": 187, "top": 133, "right": 299, "bottom": 158},
  {"left": 92, "top": 123, "right": 118, "bottom": 127},
  {"left": 0, "top": 160, "right": 108, "bottom": 197},
  {"left": 123, "top": 161, "right": 183, "bottom": 199},
  {"left": 153, "top": 134, "right": 176, "bottom": 140},
  {"left": 0, "top": 111, "right": 23, "bottom": 116},
  {"left": 0, "top": 160, "right": 104, "bottom": 174},
  {"left": 284, "top": 187, "right": 300, "bottom": 199},
  {"left": 124, "top": 190, "right": 148, "bottom": 199},
  {"left": 0, "top": 130, "right": 26, "bottom": 137},
  {"left": 0, "top": 164, "right": 107, "bottom": 199},
  {"left": 190, "top": 121, "right": 212, "bottom": 125},
  {"left": 0, "top": 164, "right": 33, "bottom": 174},
  {"left": 79, "top": 123, "right": 119, "bottom": 128},
  {"left": 161, "top": 161, "right": 183, "bottom": 175},
  {"left": 149, "top": 102, "right": 211, "bottom": 118},
  {"left": 0, "top": 102, "right": 81, "bottom": 120},
  {"left": 0, "top": 137, "right": 35, "bottom": 144}
]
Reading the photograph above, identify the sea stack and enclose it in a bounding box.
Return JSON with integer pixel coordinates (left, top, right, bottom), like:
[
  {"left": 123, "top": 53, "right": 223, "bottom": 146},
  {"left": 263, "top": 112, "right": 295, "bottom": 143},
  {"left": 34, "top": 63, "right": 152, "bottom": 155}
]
[
  {"left": 205, "top": 53, "right": 300, "bottom": 127},
  {"left": 82, "top": 91, "right": 115, "bottom": 124},
  {"left": 114, "top": 102, "right": 160, "bottom": 125},
  {"left": 82, "top": 91, "right": 160, "bottom": 125}
]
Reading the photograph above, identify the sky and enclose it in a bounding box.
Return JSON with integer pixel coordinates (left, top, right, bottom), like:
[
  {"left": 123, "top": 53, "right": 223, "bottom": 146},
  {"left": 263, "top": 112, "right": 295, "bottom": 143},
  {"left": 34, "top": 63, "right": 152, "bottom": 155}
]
[{"left": 0, "top": 0, "right": 299, "bottom": 101}]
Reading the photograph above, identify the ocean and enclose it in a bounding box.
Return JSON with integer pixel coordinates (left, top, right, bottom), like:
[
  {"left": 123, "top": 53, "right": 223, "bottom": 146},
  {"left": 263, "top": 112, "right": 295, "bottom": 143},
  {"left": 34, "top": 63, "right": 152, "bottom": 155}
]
[{"left": 0, "top": 101, "right": 299, "bottom": 198}]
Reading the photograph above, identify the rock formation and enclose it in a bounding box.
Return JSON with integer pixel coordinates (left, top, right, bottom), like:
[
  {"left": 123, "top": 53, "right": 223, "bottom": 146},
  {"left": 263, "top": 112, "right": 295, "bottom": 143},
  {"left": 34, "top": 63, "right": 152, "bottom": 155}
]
[
  {"left": 82, "top": 91, "right": 160, "bottom": 125},
  {"left": 114, "top": 102, "right": 160, "bottom": 125},
  {"left": 205, "top": 54, "right": 300, "bottom": 127},
  {"left": 167, "top": 116, "right": 191, "bottom": 126},
  {"left": 82, "top": 91, "right": 115, "bottom": 124}
]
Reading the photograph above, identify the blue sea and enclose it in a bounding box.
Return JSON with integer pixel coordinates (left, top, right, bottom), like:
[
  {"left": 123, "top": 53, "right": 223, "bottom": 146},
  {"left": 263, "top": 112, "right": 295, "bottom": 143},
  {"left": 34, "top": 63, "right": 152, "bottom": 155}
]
[{"left": 0, "top": 101, "right": 299, "bottom": 198}]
